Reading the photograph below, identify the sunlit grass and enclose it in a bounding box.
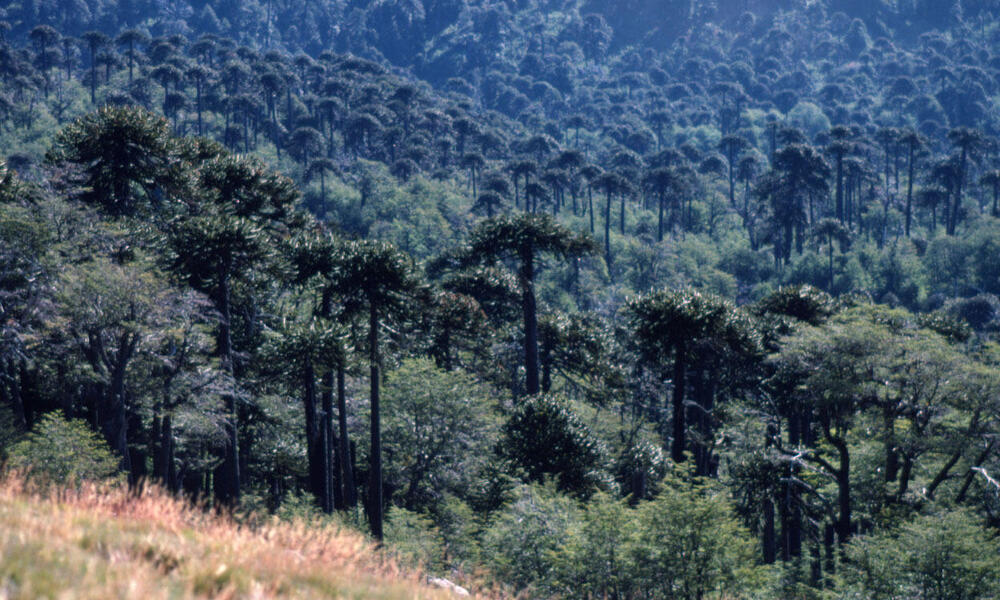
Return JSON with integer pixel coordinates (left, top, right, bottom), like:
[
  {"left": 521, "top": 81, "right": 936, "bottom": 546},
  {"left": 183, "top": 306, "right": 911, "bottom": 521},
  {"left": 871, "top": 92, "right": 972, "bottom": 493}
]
[{"left": 0, "top": 475, "right": 462, "bottom": 599}]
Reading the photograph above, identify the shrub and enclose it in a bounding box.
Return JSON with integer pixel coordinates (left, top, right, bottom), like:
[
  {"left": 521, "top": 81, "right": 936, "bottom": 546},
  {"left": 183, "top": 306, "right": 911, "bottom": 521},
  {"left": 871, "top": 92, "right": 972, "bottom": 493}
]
[{"left": 6, "top": 412, "right": 120, "bottom": 485}]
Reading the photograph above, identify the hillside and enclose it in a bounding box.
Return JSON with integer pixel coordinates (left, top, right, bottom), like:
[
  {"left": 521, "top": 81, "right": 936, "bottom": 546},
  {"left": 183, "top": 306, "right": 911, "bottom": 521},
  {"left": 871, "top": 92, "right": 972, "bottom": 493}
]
[
  {"left": 4, "top": 0, "right": 1000, "bottom": 597},
  {"left": 0, "top": 476, "right": 462, "bottom": 599}
]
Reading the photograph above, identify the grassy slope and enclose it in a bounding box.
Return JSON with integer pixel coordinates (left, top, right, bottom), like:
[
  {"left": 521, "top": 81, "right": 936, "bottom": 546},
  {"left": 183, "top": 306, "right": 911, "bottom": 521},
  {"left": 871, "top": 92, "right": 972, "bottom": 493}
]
[{"left": 0, "top": 478, "right": 459, "bottom": 599}]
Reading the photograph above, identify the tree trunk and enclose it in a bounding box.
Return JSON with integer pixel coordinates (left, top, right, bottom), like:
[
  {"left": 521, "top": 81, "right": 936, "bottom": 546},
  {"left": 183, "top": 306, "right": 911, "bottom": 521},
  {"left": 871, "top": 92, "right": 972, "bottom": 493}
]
[
  {"left": 368, "top": 303, "right": 383, "bottom": 541},
  {"left": 213, "top": 270, "right": 240, "bottom": 506},
  {"left": 671, "top": 341, "right": 686, "bottom": 463},
  {"left": 619, "top": 191, "right": 625, "bottom": 235},
  {"left": 905, "top": 144, "right": 914, "bottom": 236},
  {"left": 836, "top": 155, "right": 844, "bottom": 223},
  {"left": 521, "top": 246, "right": 540, "bottom": 395},
  {"left": 763, "top": 497, "right": 776, "bottom": 564},
  {"left": 657, "top": 192, "right": 665, "bottom": 242},
  {"left": 604, "top": 190, "right": 613, "bottom": 270},
  {"left": 337, "top": 363, "right": 356, "bottom": 508},
  {"left": 833, "top": 437, "right": 852, "bottom": 544},
  {"left": 303, "top": 360, "right": 325, "bottom": 511},
  {"left": 588, "top": 186, "right": 594, "bottom": 234}
]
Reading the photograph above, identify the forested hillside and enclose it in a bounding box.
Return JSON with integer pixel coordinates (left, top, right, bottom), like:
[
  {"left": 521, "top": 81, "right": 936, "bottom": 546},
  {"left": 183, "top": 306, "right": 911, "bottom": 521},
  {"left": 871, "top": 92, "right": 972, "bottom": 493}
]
[{"left": 3, "top": 0, "right": 1000, "bottom": 597}]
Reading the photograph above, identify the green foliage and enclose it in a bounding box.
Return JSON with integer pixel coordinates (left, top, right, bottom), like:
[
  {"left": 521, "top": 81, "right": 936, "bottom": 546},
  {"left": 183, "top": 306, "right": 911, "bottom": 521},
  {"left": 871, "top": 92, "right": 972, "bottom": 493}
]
[
  {"left": 480, "top": 482, "right": 582, "bottom": 594},
  {"left": 844, "top": 510, "right": 1000, "bottom": 600},
  {"left": 7, "top": 413, "right": 120, "bottom": 485},
  {"left": 629, "top": 482, "right": 770, "bottom": 599},
  {"left": 379, "top": 359, "right": 499, "bottom": 510},
  {"left": 49, "top": 106, "right": 175, "bottom": 217},
  {"left": 384, "top": 506, "right": 447, "bottom": 572},
  {"left": 498, "top": 394, "right": 610, "bottom": 496},
  {"left": 557, "top": 492, "right": 637, "bottom": 598},
  {"left": 483, "top": 480, "right": 769, "bottom": 599}
]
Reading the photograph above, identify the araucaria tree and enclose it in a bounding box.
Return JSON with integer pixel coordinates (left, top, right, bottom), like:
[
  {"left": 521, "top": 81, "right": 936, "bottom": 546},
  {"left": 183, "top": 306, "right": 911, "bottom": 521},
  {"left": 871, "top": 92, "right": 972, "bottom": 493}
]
[
  {"left": 327, "top": 239, "right": 420, "bottom": 540},
  {"left": 465, "top": 214, "right": 596, "bottom": 395}
]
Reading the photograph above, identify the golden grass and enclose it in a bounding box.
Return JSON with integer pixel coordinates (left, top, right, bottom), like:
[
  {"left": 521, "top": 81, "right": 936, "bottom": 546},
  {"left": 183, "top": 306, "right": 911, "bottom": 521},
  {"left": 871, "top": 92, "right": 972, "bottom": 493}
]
[{"left": 0, "top": 476, "right": 463, "bottom": 599}]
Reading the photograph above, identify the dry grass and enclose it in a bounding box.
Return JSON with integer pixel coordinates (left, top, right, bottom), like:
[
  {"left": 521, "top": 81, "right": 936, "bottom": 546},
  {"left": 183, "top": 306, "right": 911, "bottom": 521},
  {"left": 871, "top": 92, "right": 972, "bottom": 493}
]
[{"left": 0, "top": 476, "right": 462, "bottom": 599}]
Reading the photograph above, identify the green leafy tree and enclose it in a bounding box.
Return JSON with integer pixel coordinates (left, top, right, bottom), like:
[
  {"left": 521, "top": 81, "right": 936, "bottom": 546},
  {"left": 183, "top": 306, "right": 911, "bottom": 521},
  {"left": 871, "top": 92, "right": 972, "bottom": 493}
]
[
  {"left": 380, "top": 358, "right": 498, "bottom": 510},
  {"left": 845, "top": 510, "right": 1000, "bottom": 600},
  {"left": 631, "top": 482, "right": 764, "bottom": 600},
  {"left": 7, "top": 413, "right": 120, "bottom": 486}
]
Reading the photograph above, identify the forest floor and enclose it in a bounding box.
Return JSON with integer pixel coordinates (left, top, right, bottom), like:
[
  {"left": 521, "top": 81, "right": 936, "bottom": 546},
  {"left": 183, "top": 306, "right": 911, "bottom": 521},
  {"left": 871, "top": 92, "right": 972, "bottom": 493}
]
[{"left": 0, "top": 475, "right": 459, "bottom": 599}]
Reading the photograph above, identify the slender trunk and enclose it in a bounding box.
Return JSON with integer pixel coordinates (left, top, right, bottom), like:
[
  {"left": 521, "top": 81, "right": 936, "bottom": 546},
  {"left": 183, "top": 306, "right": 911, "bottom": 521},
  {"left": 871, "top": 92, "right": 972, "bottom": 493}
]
[
  {"left": 303, "top": 360, "right": 325, "bottom": 511},
  {"left": 619, "top": 190, "right": 625, "bottom": 234},
  {"left": 762, "top": 497, "right": 776, "bottom": 564},
  {"left": 588, "top": 186, "right": 594, "bottom": 234},
  {"left": 832, "top": 437, "right": 851, "bottom": 544},
  {"left": 604, "top": 190, "right": 612, "bottom": 270},
  {"left": 521, "top": 247, "right": 539, "bottom": 395},
  {"left": 905, "top": 144, "right": 915, "bottom": 236},
  {"left": 836, "top": 155, "right": 844, "bottom": 223},
  {"left": 368, "top": 303, "right": 383, "bottom": 540},
  {"left": 337, "top": 363, "right": 356, "bottom": 508},
  {"left": 671, "top": 341, "right": 686, "bottom": 463},
  {"left": 657, "top": 192, "right": 664, "bottom": 242},
  {"left": 214, "top": 270, "right": 240, "bottom": 506}
]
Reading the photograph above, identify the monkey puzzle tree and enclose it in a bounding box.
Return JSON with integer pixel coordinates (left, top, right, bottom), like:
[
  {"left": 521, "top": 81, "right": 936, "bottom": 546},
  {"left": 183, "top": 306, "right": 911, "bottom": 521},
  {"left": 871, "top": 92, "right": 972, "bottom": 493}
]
[
  {"left": 898, "top": 128, "right": 927, "bottom": 236},
  {"left": 116, "top": 28, "right": 149, "bottom": 85},
  {"left": 327, "top": 239, "right": 421, "bottom": 540},
  {"left": 594, "top": 171, "right": 629, "bottom": 269},
  {"left": 261, "top": 316, "right": 346, "bottom": 514},
  {"left": 50, "top": 106, "right": 175, "bottom": 218},
  {"left": 80, "top": 31, "right": 109, "bottom": 104},
  {"left": 812, "top": 218, "right": 851, "bottom": 292},
  {"left": 465, "top": 213, "right": 597, "bottom": 396},
  {"left": 946, "top": 127, "right": 986, "bottom": 235},
  {"left": 288, "top": 230, "right": 357, "bottom": 512},
  {"left": 628, "top": 289, "right": 756, "bottom": 465},
  {"left": 167, "top": 210, "right": 268, "bottom": 505},
  {"left": 719, "top": 134, "right": 750, "bottom": 208}
]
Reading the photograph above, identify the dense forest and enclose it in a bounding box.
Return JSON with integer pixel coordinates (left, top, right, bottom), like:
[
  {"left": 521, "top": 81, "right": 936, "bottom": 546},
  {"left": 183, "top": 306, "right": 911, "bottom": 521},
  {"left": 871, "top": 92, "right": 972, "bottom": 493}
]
[{"left": 4, "top": 0, "right": 1000, "bottom": 597}]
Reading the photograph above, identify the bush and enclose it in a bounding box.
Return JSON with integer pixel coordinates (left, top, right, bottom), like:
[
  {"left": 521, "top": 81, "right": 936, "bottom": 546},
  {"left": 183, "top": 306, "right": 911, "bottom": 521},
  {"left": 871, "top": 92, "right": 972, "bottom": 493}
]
[
  {"left": 498, "top": 394, "right": 609, "bottom": 496},
  {"left": 629, "top": 482, "right": 768, "bottom": 599},
  {"left": 481, "top": 483, "right": 582, "bottom": 594},
  {"left": 844, "top": 509, "right": 1000, "bottom": 600},
  {"left": 6, "top": 412, "right": 120, "bottom": 485},
  {"left": 384, "top": 506, "right": 447, "bottom": 572}
]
